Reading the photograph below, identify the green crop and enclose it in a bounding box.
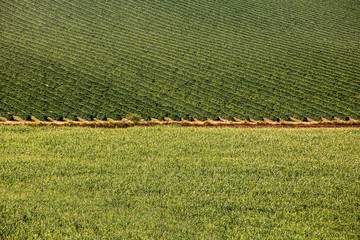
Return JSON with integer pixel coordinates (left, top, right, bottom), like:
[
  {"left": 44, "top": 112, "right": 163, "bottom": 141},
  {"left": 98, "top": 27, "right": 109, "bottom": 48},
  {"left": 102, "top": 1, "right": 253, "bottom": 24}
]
[
  {"left": 0, "top": 126, "right": 359, "bottom": 238},
  {"left": 1, "top": 0, "right": 359, "bottom": 120}
]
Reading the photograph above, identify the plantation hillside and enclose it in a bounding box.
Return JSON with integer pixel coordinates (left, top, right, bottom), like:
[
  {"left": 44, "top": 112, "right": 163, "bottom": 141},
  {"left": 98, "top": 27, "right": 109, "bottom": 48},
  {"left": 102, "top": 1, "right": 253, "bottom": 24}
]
[{"left": 1, "top": 0, "right": 360, "bottom": 120}]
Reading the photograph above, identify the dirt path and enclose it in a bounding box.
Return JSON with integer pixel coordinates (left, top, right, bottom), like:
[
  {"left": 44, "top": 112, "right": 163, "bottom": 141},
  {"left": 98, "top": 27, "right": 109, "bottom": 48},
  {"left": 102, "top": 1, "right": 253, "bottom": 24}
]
[{"left": 1, "top": 120, "right": 359, "bottom": 128}]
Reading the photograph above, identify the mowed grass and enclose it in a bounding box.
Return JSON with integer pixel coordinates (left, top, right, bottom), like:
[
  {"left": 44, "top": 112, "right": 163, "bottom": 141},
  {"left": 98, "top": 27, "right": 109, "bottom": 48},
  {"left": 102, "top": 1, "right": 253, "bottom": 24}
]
[{"left": 0, "top": 126, "right": 359, "bottom": 239}]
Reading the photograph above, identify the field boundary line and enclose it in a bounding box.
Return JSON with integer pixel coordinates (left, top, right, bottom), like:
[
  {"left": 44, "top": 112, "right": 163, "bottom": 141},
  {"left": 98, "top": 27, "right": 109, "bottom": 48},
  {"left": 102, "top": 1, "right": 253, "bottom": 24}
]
[{"left": 1, "top": 117, "right": 359, "bottom": 128}]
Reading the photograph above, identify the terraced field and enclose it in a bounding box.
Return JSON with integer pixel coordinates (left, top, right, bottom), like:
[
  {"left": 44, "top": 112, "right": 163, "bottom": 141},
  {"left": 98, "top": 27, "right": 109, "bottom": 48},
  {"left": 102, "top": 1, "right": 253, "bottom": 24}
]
[{"left": 1, "top": 0, "right": 359, "bottom": 120}]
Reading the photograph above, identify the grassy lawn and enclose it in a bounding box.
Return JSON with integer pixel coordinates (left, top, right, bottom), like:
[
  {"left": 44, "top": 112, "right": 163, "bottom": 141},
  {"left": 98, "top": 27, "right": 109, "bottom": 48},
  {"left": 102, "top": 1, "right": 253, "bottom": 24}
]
[{"left": 0, "top": 126, "right": 359, "bottom": 239}]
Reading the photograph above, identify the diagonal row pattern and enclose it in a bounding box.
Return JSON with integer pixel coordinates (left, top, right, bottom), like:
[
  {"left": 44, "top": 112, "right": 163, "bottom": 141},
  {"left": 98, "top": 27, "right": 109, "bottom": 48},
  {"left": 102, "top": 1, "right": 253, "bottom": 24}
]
[{"left": 1, "top": 0, "right": 359, "bottom": 120}]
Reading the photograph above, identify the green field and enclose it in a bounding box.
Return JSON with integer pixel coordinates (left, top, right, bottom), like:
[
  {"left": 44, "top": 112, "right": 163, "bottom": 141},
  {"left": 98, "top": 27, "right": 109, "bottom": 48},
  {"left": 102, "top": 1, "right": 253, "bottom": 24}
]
[
  {"left": 1, "top": 0, "right": 360, "bottom": 120},
  {"left": 1, "top": 126, "right": 359, "bottom": 238}
]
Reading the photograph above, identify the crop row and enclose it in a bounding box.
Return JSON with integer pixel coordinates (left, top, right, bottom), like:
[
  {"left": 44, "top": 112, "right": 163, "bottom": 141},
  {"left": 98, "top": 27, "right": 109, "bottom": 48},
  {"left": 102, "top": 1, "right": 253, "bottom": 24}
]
[{"left": 1, "top": 0, "right": 359, "bottom": 120}]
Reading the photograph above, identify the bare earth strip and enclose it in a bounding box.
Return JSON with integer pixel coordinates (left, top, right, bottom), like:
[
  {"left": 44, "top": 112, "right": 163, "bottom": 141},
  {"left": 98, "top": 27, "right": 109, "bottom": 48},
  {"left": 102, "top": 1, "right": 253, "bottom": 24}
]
[{"left": 0, "top": 117, "right": 359, "bottom": 128}]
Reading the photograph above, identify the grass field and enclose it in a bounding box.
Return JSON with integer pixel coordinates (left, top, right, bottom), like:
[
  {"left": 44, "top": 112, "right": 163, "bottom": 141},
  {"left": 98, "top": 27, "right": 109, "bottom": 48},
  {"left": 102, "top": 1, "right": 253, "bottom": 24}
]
[
  {"left": 1, "top": 0, "right": 360, "bottom": 120},
  {"left": 0, "top": 126, "right": 359, "bottom": 238}
]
